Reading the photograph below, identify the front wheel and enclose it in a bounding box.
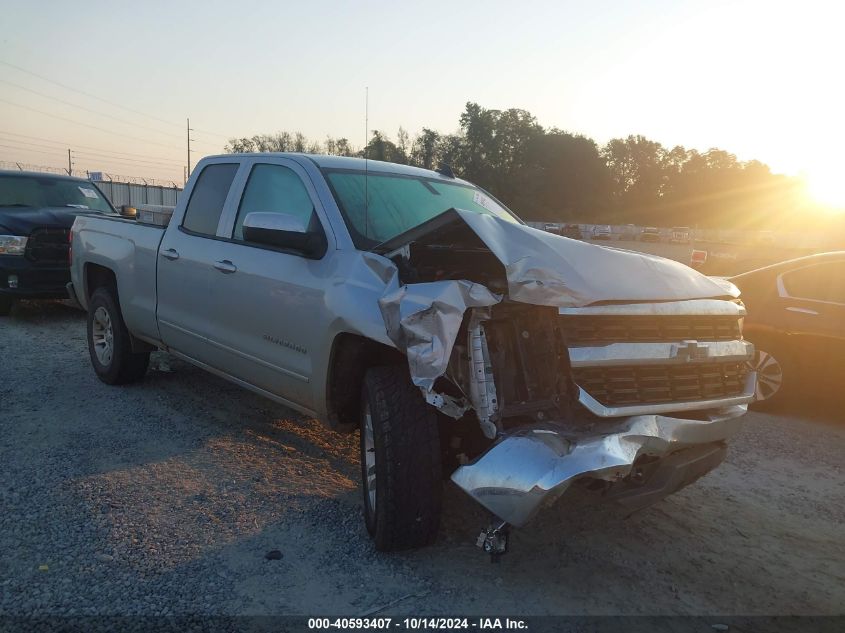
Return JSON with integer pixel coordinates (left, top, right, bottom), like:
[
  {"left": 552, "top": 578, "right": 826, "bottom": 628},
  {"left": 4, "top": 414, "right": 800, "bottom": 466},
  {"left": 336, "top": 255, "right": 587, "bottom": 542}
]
[
  {"left": 87, "top": 287, "right": 149, "bottom": 385},
  {"left": 360, "top": 366, "right": 442, "bottom": 551},
  {"left": 0, "top": 295, "right": 13, "bottom": 316},
  {"left": 747, "top": 342, "right": 792, "bottom": 410}
]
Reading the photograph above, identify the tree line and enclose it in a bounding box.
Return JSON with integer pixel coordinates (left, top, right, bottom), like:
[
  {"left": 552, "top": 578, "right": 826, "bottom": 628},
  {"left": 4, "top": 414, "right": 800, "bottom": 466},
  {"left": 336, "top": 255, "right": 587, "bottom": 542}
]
[{"left": 226, "top": 102, "right": 829, "bottom": 230}]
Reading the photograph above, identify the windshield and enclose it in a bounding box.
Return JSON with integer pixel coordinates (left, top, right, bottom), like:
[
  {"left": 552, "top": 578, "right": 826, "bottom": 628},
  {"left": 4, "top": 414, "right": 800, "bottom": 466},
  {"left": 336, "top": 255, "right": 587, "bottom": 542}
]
[
  {"left": 0, "top": 175, "right": 114, "bottom": 213},
  {"left": 323, "top": 169, "right": 520, "bottom": 248}
]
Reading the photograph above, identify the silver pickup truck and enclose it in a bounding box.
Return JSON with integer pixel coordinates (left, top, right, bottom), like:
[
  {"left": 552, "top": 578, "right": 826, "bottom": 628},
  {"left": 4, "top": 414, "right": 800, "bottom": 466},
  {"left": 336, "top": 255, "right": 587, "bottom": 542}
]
[{"left": 69, "top": 153, "right": 755, "bottom": 557}]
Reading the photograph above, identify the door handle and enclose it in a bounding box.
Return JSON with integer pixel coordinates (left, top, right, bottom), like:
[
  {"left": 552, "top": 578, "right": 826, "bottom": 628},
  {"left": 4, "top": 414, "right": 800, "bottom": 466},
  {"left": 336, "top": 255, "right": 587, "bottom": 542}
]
[
  {"left": 160, "top": 248, "right": 180, "bottom": 261},
  {"left": 213, "top": 259, "right": 237, "bottom": 274}
]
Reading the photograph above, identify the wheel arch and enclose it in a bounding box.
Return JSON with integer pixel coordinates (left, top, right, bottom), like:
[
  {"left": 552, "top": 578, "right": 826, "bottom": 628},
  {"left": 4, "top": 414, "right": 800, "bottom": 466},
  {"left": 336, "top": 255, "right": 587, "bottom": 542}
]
[
  {"left": 84, "top": 263, "right": 154, "bottom": 353},
  {"left": 324, "top": 332, "right": 406, "bottom": 433},
  {"left": 84, "top": 262, "right": 118, "bottom": 301}
]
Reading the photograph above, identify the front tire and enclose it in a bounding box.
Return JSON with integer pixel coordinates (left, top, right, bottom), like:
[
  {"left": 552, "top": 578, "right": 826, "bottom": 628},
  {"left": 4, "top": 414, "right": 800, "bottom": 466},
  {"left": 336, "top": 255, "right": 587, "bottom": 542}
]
[
  {"left": 747, "top": 339, "right": 792, "bottom": 410},
  {"left": 360, "top": 366, "right": 442, "bottom": 551},
  {"left": 0, "top": 295, "right": 13, "bottom": 316},
  {"left": 87, "top": 287, "right": 149, "bottom": 385}
]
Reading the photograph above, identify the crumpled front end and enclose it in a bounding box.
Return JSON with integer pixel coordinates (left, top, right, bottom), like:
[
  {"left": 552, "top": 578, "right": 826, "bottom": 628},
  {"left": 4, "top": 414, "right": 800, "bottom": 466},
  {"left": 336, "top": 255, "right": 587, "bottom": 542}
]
[
  {"left": 446, "top": 297, "right": 756, "bottom": 526},
  {"left": 367, "top": 208, "right": 755, "bottom": 529},
  {"left": 450, "top": 405, "right": 747, "bottom": 527}
]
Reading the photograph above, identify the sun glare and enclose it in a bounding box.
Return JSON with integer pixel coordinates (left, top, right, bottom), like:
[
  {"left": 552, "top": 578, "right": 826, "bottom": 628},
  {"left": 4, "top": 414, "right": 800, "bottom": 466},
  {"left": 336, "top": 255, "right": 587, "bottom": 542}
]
[{"left": 806, "top": 168, "right": 845, "bottom": 211}]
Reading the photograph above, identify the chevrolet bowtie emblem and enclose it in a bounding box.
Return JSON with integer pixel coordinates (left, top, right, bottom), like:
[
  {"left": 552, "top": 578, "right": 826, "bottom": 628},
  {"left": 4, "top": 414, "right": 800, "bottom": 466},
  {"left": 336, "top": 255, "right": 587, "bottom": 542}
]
[{"left": 674, "top": 340, "right": 710, "bottom": 361}]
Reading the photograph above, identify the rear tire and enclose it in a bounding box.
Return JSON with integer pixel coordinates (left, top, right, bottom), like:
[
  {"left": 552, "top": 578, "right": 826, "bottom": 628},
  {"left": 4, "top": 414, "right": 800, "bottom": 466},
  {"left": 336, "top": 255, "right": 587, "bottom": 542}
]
[
  {"left": 87, "top": 287, "right": 149, "bottom": 385},
  {"left": 360, "top": 366, "right": 442, "bottom": 551},
  {"left": 0, "top": 295, "right": 13, "bottom": 316}
]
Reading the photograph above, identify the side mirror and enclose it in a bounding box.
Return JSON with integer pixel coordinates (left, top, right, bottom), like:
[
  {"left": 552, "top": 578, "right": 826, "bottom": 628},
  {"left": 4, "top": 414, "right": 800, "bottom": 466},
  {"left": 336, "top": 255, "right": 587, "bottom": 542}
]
[
  {"left": 242, "top": 212, "right": 327, "bottom": 259},
  {"left": 120, "top": 205, "right": 137, "bottom": 218}
]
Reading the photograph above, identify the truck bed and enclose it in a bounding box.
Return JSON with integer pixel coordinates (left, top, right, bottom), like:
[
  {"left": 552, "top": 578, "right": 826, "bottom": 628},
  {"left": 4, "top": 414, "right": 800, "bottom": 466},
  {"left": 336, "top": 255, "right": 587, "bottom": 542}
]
[{"left": 70, "top": 214, "right": 166, "bottom": 345}]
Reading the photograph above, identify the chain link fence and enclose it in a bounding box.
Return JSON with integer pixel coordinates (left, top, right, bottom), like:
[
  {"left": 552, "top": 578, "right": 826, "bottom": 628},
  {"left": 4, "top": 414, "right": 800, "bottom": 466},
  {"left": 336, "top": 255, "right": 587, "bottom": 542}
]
[{"left": 0, "top": 161, "right": 181, "bottom": 207}]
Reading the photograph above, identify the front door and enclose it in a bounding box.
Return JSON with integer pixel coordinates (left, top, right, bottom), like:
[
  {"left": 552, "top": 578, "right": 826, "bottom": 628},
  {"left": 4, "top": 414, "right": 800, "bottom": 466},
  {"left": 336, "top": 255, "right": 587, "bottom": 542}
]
[{"left": 204, "top": 159, "right": 334, "bottom": 410}]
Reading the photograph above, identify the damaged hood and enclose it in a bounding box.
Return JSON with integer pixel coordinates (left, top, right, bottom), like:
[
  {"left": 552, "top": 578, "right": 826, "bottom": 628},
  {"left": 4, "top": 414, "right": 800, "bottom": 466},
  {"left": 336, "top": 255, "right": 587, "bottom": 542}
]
[
  {"left": 423, "top": 210, "right": 738, "bottom": 306},
  {"left": 373, "top": 209, "right": 739, "bottom": 391}
]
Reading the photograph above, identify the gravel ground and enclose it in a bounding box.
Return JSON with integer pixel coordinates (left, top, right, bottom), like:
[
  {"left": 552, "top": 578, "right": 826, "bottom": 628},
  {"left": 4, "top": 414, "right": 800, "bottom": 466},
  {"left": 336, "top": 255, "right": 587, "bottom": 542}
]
[{"left": 1, "top": 301, "right": 844, "bottom": 618}]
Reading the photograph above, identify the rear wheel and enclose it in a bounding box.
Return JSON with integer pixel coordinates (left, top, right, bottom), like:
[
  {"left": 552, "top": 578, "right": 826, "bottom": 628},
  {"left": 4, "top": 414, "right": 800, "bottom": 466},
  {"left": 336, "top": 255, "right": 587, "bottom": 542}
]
[
  {"left": 0, "top": 295, "right": 13, "bottom": 316},
  {"left": 87, "top": 287, "right": 149, "bottom": 385},
  {"left": 360, "top": 366, "right": 442, "bottom": 550}
]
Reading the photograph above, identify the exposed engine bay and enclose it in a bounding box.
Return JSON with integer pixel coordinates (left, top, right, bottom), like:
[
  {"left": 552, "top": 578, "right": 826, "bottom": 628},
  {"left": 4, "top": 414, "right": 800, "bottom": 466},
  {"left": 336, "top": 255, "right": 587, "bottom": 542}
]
[
  {"left": 448, "top": 303, "right": 574, "bottom": 436},
  {"left": 377, "top": 211, "right": 577, "bottom": 437}
]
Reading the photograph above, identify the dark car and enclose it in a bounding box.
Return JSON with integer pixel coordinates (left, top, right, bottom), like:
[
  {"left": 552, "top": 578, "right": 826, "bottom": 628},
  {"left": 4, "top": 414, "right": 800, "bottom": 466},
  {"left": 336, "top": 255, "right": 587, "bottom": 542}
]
[
  {"left": 730, "top": 252, "right": 845, "bottom": 408},
  {"left": 543, "top": 223, "right": 583, "bottom": 240},
  {"left": 0, "top": 171, "right": 116, "bottom": 315}
]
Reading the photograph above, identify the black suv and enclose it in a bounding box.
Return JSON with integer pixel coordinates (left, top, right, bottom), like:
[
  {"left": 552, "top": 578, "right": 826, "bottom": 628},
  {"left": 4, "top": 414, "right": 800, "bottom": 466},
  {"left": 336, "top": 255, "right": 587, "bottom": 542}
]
[{"left": 0, "top": 171, "right": 116, "bottom": 315}]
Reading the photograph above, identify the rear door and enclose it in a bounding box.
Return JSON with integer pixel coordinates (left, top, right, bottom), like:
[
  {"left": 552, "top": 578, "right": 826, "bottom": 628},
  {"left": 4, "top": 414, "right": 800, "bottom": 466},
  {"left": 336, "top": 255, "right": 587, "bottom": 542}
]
[
  {"left": 203, "top": 158, "right": 335, "bottom": 409},
  {"left": 778, "top": 260, "right": 845, "bottom": 389},
  {"left": 156, "top": 162, "right": 241, "bottom": 363}
]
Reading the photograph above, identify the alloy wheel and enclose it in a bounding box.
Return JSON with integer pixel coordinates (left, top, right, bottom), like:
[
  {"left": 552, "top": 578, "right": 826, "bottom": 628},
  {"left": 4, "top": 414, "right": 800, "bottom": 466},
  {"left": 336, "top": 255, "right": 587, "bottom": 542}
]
[
  {"left": 749, "top": 349, "right": 783, "bottom": 402},
  {"left": 91, "top": 306, "right": 114, "bottom": 367},
  {"left": 362, "top": 401, "right": 377, "bottom": 519}
]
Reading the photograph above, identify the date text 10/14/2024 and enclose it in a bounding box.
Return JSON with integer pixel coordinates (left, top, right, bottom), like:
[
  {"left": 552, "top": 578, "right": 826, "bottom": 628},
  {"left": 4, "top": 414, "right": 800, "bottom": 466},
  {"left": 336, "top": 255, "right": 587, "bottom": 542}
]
[{"left": 307, "top": 618, "right": 528, "bottom": 630}]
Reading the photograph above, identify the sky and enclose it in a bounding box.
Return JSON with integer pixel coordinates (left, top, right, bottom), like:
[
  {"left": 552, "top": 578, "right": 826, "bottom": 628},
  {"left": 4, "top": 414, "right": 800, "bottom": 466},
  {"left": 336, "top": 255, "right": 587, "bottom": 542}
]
[{"left": 0, "top": 0, "right": 842, "bottom": 192}]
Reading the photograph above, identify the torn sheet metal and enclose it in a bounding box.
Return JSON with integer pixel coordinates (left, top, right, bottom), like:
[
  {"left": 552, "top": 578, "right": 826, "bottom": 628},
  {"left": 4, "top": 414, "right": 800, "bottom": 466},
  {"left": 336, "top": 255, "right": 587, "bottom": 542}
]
[
  {"left": 373, "top": 208, "right": 738, "bottom": 394},
  {"left": 451, "top": 405, "right": 747, "bottom": 526},
  {"left": 453, "top": 210, "right": 739, "bottom": 307},
  {"left": 378, "top": 280, "right": 501, "bottom": 391}
]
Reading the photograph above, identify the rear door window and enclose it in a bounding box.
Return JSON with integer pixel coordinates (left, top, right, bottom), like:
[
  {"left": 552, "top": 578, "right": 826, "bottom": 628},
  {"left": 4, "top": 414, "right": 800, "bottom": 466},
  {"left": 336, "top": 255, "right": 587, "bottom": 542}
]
[
  {"left": 782, "top": 262, "right": 845, "bottom": 304},
  {"left": 181, "top": 163, "right": 239, "bottom": 236}
]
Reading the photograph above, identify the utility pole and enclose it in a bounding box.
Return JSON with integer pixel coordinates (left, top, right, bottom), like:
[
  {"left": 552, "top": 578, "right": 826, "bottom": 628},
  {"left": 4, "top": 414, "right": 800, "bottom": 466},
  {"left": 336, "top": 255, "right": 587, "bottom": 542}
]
[
  {"left": 186, "top": 117, "right": 194, "bottom": 179},
  {"left": 364, "top": 87, "right": 369, "bottom": 158},
  {"left": 67, "top": 148, "right": 72, "bottom": 176}
]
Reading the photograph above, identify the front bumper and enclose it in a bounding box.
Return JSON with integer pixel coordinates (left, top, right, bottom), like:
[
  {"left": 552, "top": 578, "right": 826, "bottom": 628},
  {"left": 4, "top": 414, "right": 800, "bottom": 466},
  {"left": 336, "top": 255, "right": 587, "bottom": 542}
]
[
  {"left": 450, "top": 404, "right": 747, "bottom": 527},
  {"left": 0, "top": 256, "right": 70, "bottom": 299}
]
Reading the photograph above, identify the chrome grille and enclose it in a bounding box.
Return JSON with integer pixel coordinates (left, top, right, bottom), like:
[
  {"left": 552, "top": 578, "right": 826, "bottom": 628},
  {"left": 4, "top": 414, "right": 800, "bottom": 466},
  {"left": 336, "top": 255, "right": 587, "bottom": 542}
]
[
  {"left": 572, "top": 362, "right": 748, "bottom": 407},
  {"left": 561, "top": 300, "right": 755, "bottom": 416},
  {"left": 560, "top": 315, "right": 741, "bottom": 345}
]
